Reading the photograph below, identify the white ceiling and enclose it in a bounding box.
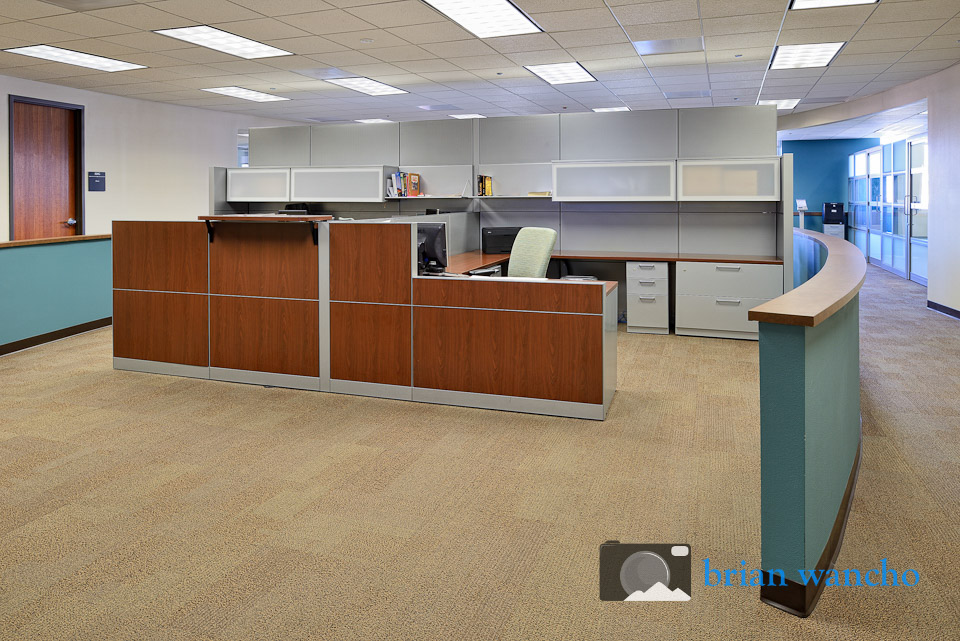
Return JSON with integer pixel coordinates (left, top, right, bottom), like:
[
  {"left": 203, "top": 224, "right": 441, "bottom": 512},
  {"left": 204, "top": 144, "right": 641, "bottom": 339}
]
[
  {"left": 778, "top": 98, "right": 927, "bottom": 140},
  {"left": 0, "top": 0, "right": 958, "bottom": 123}
]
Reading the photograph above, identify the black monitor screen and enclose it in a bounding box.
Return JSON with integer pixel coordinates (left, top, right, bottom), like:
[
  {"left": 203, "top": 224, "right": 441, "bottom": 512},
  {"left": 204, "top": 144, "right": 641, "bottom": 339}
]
[{"left": 417, "top": 223, "right": 447, "bottom": 275}]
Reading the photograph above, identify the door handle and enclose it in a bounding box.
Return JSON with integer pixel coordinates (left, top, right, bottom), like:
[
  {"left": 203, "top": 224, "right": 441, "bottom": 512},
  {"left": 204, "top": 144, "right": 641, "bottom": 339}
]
[{"left": 64, "top": 218, "right": 77, "bottom": 227}]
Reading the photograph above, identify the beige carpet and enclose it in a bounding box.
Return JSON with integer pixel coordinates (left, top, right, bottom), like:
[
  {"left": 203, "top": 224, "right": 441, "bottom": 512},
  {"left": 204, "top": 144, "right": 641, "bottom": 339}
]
[{"left": 0, "top": 265, "right": 957, "bottom": 640}]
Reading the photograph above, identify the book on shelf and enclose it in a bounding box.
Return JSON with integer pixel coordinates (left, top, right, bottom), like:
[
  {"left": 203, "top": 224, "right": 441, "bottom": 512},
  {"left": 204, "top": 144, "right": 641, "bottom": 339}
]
[
  {"left": 386, "top": 171, "right": 422, "bottom": 197},
  {"left": 528, "top": 191, "right": 551, "bottom": 197},
  {"left": 476, "top": 174, "right": 493, "bottom": 196}
]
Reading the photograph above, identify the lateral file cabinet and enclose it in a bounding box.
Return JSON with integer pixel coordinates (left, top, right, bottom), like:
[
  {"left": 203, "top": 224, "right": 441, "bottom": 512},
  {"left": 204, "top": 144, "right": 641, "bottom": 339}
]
[
  {"left": 675, "top": 262, "right": 783, "bottom": 340},
  {"left": 626, "top": 261, "right": 669, "bottom": 334}
]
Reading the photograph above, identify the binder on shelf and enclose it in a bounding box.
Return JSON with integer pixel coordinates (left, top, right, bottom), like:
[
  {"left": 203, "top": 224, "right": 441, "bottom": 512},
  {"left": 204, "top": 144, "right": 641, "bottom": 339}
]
[{"left": 476, "top": 174, "right": 493, "bottom": 196}]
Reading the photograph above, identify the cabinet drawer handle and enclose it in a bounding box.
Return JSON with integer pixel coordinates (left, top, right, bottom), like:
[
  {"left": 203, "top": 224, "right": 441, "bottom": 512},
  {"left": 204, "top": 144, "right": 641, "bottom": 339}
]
[
  {"left": 637, "top": 280, "right": 656, "bottom": 285},
  {"left": 716, "top": 265, "right": 741, "bottom": 272},
  {"left": 638, "top": 296, "right": 656, "bottom": 302},
  {"left": 716, "top": 298, "right": 741, "bottom": 305},
  {"left": 636, "top": 264, "right": 656, "bottom": 269}
]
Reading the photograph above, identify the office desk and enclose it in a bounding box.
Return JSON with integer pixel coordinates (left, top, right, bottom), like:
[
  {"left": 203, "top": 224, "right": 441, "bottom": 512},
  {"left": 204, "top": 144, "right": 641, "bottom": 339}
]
[
  {"left": 112, "top": 219, "right": 616, "bottom": 420},
  {"left": 446, "top": 249, "right": 782, "bottom": 274}
]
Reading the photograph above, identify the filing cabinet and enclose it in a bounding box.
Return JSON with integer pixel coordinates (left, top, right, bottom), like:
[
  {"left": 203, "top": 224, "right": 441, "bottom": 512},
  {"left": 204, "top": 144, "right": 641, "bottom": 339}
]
[
  {"left": 626, "top": 261, "right": 668, "bottom": 334},
  {"left": 675, "top": 261, "right": 783, "bottom": 340}
]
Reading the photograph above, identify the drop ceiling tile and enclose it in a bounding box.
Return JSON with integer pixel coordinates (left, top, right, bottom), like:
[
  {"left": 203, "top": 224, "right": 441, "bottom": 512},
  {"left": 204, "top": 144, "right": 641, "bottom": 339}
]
[
  {"left": 264, "top": 36, "right": 347, "bottom": 55},
  {"left": 504, "top": 50, "right": 576, "bottom": 65},
  {"left": 871, "top": 0, "right": 958, "bottom": 23},
  {"left": 148, "top": 0, "right": 264, "bottom": 24},
  {"left": 886, "top": 59, "right": 955, "bottom": 72},
  {"left": 766, "top": 67, "right": 826, "bottom": 79},
  {"left": 206, "top": 60, "right": 280, "bottom": 74},
  {"left": 579, "top": 57, "right": 646, "bottom": 72},
  {"left": 699, "top": 0, "right": 786, "bottom": 20},
  {"left": 123, "top": 52, "right": 201, "bottom": 68},
  {"left": 0, "top": 65, "right": 74, "bottom": 80},
  {"left": 934, "top": 16, "right": 960, "bottom": 34},
  {"left": 915, "top": 34, "right": 960, "bottom": 49},
  {"left": 419, "top": 70, "right": 482, "bottom": 83},
  {"left": 777, "top": 26, "right": 860, "bottom": 46},
  {"left": 472, "top": 66, "right": 532, "bottom": 79},
  {"left": 531, "top": 8, "right": 621, "bottom": 32},
  {"left": 702, "top": 12, "right": 783, "bottom": 36},
  {"left": 667, "top": 97, "right": 714, "bottom": 107},
  {"left": 484, "top": 33, "right": 561, "bottom": 54},
  {"left": 338, "top": 62, "right": 410, "bottom": 76},
  {"left": 625, "top": 20, "right": 702, "bottom": 41},
  {"left": 55, "top": 73, "right": 146, "bottom": 89},
  {"left": 782, "top": 5, "right": 875, "bottom": 29},
  {"left": 705, "top": 47, "right": 773, "bottom": 63},
  {"left": 641, "top": 51, "right": 706, "bottom": 66},
  {"left": 447, "top": 54, "right": 514, "bottom": 70},
  {"left": 708, "top": 60, "right": 768, "bottom": 73},
  {"left": 103, "top": 31, "right": 194, "bottom": 52},
  {"left": 0, "top": 1, "right": 74, "bottom": 21},
  {"left": 29, "top": 13, "right": 141, "bottom": 37},
  {"left": 364, "top": 44, "right": 435, "bottom": 62},
  {"left": 900, "top": 48, "right": 960, "bottom": 62},
  {"left": 558, "top": 31, "right": 634, "bottom": 53},
  {"left": 709, "top": 79, "right": 762, "bottom": 89},
  {"left": 0, "top": 21, "right": 85, "bottom": 44},
  {"left": 386, "top": 21, "right": 473, "bottom": 44},
  {"left": 704, "top": 32, "right": 779, "bottom": 51},
  {"left": 48, "top": 37, "right": 142, "bottom": 57},
  {"left": 230, "top": 0, "right": 336, "bottom": 15},
  {"left": 276, "top": 10, "right": 374, "bottom": 36},
  {"left": 844, "top": 37, "right": 923, "bottom": 54},
  {"left": 422, "top": 39, "right": 498, "bottom": 58},
  {"left": 165, "top": 64, "right": 232, "bottom": 78},
  {"left": 822, "top": 62, "right": 891, "bottom": 74},
  {"left": 344, "top": 1, "right": 445, "bottom": 28},
  {"left": 85, "top": 5, "right": 195, "bottom": 31},
  {"left": 167, "top": 74, "right": 259, "bottom": 89},
  {"left": 612, "top": 0, "right": 701, "bottom": 26},
  {"left": 395, "top": 58, "right": 460, "bottom": 73},
  {"left": 97, "top": 81, "right": 187, "bottom": 95},
  {"left": 161, "top": 46, "right": 240, "bottom": 64},
  {"left": 815, "top": 72, "right": 878, "bottom": 84},
  {"left": 308, "top": 50, "right": 382, "bottom": 66},
  {"left": 708, "top": 69, "right": 765, "bottom": 82},
  {"left": 209, "top": 19, "right": 312, "bottom": 41},
  {"left": 856, "top": 19, "right": 948, "bottom": 39},
  {"left": 248, "top": 70, "right": 325, "bottom": 83},
  {"left": 592, "top": 66, "right": 651, "bottom": 81},
  {"left": 326, "top": 29, "right": 412, "bottom": 50},
  {"left": 256, "top": 55, "right": 334, "bottom": 71},
  {"left": 564, "top": 43, "right": 638, "bottom": 61}
]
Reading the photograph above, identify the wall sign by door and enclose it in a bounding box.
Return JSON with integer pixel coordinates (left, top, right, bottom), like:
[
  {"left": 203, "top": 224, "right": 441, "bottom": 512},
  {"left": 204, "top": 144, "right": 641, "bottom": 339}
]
[{"left": 88, "top": 171, "right": 105, "bottom": 191}]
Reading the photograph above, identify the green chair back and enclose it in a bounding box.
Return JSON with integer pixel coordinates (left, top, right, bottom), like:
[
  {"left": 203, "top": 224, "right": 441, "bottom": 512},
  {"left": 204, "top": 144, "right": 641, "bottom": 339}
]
[{"left": 507, "top": 227, "right": 557, "bottom": 278}]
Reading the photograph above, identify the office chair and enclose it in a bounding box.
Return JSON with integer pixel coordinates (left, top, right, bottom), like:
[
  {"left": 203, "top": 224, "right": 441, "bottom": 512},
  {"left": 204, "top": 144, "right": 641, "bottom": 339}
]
[{"left": 507, "top": 227, "right": 557, "bottom": 278}]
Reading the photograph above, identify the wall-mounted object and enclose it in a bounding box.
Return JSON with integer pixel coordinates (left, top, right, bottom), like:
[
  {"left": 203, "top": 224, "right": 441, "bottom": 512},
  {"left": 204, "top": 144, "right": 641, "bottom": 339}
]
[
  {"left": 88, "top": 171, "right": 105, "bottom": 192},
  {"left": 677, "top": 158, "right": 780, "bottom": 201},
  {"left": 552, "top": 161, "right": 677, "bottom": 202},
  {"left": 226, "top": 167, "right": 290, "bottom": 202},
  {"left": 291, "top": 166, "right": 397, "bottom": 202}
]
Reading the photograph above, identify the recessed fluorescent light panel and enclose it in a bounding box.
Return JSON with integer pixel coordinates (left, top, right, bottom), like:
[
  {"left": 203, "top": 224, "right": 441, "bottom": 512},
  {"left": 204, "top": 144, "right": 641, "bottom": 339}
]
[
  {"left": 592, "top": 107, "right": 630, "bottom": 112},
  {"left": 524, "top": 62, "right": 596, "bottom": 85},
  {"left": 421, "top": 0, "right": 541, "bottom": 38},
  {"left": 758, "top": 99, "right": 801, "bottom": 109},
  {"left": 154, "top": 26, "right": 292, "bottom": 59},
  {"left": 770, "top": 42, "right": 845, "bottom": 69},
  {"left": 202, "top": 87, "right": 289, "bottom": 102},
  {"left": 2, "top": 45, "right": 145, "bottom": 72},
  {"left": 632, "top": 37, "right": 704, "bottom": 56},
  {"left": 791, "top": 0, "right": 877, "bottom": 9},
  {"left": 325, "top": 77, "right": 408, "bottom": 96},
  {"left": 449, "top": 113, "right": 486, "bottom": 119},
  {"left": 355, "top": 119, "right": 393, "bottom": 123}
]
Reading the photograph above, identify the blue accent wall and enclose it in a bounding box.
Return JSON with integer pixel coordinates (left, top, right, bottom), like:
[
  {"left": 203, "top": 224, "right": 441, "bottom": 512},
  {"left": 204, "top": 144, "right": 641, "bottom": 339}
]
[{"left": 0, "top": 239, "right": 112, "bottom": 347}]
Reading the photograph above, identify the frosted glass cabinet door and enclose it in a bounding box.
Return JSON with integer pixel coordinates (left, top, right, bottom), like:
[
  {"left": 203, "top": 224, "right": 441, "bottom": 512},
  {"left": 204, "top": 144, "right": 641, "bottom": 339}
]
[
  {"left": 677, "top": 159, "right": 780, "bottom": 201},
  {"left": 290, "top": 167, "right": 388, "bottom": 202},
  {"left": 226, "top": 168, "right": 290, "bottom": 202},
  {"left": 552, "top": 162, "right": 676, "bottom": 201}
]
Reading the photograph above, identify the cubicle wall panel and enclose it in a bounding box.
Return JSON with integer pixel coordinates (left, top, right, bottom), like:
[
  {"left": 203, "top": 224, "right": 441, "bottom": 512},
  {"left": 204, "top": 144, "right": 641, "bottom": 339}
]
[
  {"left": 399, "top": 120, "right": 474, "bottom": 166},
  {"left": 559, "top": 111, "right": 679, "bottom": 161},
  {"left": 112, "top": 221, "right": 208, "bottom": 293},
  {"left": 679, "top": 213, "right": 779, "bottom": 257},
  {"left": 210, "top": 296, "right": 319, "bottom": 377},
  {"left": 113, "top": 290, "right": 208, "bottom": 366},
  {"left": 679, "top": 106, "right": 776, "bottom": 159},
  {"left": 330, "top": 302, "right": 410, "bottom": 386},
  {"left": 413, "top": 307, "right": 603, "bottom": 404},
  {"left": 329, "top": 223, "right": 411, "bottom": 304},
  {"left": 209, "top": 223, "right": 319, "bottom": 300},
  {"left": 249, "top": 126, "right": 311, "bottom": 167},
  {"left": 413, "top": 278, "right": 603, "bottom": 314},
  {"left": 479, "top": 115, "right": 559, "bottom": 164},
  {"left": 560, "top": 211, "right": 678, "bottom": 254},
  {"left": 311, "top": 123, "right": 399, "bottom": 166}
]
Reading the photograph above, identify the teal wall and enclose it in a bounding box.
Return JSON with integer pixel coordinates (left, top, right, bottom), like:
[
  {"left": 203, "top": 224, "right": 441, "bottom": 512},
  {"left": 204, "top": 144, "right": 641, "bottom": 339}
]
[
  {"left": 0, "top": 239, "right": 112, "bottom": 347},
  {"left": 760, "top": 234, "right": 861, "bottom": 578},
  {"left": 782, "top": 138, "right": 879, "bottom": 216}
]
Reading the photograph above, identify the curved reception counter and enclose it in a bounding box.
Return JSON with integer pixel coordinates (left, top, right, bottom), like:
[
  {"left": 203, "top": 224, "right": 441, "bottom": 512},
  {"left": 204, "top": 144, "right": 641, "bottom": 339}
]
[
  {"left": 749, "top": 229, "right": 867, "bottom": 617},
  {"left": 111, "top": 217, "right": 617, "bottom": 420}
]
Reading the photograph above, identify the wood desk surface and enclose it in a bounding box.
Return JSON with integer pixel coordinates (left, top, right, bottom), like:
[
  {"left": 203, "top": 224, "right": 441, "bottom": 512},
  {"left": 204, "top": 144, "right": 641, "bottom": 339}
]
[
  {"left": 0, "top": 234, "right": 111, "bottom": 249},
  {"left": 446, "top": 250, "right": 783, "bottom": 274},
  {"left": 199, "top": 214, "right": 333, "bottom": 223}
]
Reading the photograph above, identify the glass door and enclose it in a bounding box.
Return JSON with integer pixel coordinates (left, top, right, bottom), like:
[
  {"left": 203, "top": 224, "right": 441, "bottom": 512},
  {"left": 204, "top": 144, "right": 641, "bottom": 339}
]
[
  {"left": 847, "top": 151, "right": 869, "bottom": 255},
  {"left": 867, "top": 147, "right": 883, "bottom": 265},
  {"left": 878, "top": 141, "right": 908, "bottom": 277},
  {"left": 908, "top": 137, "right": 928, "bottom": 285}
]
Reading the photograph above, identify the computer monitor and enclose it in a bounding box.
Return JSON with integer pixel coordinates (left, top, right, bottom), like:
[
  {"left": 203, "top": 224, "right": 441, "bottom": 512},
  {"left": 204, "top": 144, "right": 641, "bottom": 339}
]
[{"left": 417, "top": 223, "right": 447, "bottom": 275}]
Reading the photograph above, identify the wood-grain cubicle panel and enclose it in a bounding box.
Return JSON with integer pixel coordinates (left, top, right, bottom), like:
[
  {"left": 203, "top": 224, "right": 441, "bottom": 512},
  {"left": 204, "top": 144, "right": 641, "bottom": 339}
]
[
  {"left": 113, "top": 290, "right": 208, "bottom": 366},
  {"left": 329, "top": 223, "right": 411, "bottom": 304},
  {"left": 112, "top": 221, "right": 207, "bottom": 293},
  {"left": 413, "top": 307, "right": 603, "bottom": 404},
  {"left": 209, "top": 222, "right": 318, "bottom": 300},
  {"left": 413, "top": 278, "right": 604, "bottom": 314},
  {"left": 210, "top": 296, "right": 319, "bottom": 376},
  {"left": 329, "top": 302, "right": 411, "bottom": 386}
]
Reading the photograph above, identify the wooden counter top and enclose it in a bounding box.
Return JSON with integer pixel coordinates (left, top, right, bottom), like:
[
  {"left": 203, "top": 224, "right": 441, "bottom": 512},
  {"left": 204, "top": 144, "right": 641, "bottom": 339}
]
[
  {"left": 748, "top": 229, "right": 866, "bottom": 327},
  {"left": 446, "top": 249, "right": 783, "bottom": 274},
  {"left": 446, "top": 251, "right": 510, "bottom": 274},
  {"left": 199, "top": 214, "right": 333, "bottom": 223},
  {"left": 0, "top": 234, "right": 110, "bottom": 249}
]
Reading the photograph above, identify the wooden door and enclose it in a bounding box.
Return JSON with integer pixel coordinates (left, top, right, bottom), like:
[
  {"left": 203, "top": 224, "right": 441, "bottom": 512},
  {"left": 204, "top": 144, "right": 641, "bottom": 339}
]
[{"left": 11, "top": 99, "right": 82, "bottom": 240}]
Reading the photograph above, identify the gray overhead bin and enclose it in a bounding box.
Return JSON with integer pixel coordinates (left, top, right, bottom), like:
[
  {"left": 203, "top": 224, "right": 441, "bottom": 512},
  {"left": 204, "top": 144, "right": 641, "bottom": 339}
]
[
  {"left": 311, "top": 122, "right": 400, "bottom": 166},
  {"left": 679, "top": 106, "right": 777, "bottom": 159},
  {"left": 480, "top": 114, "right": 560, "bottom": 164},
  {"left": 249, "top": 126, "right": 311, "bottom": 167},
  {"left": 559, "top": 110, "right": 679, "bottom": 161},
  {"left": 400, "top": 119, "right": 474, "bottom": 166}
]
